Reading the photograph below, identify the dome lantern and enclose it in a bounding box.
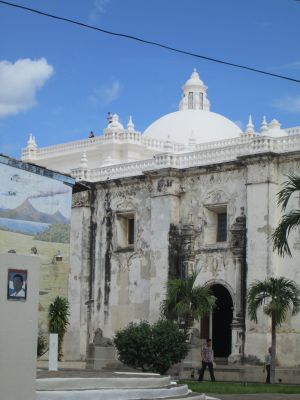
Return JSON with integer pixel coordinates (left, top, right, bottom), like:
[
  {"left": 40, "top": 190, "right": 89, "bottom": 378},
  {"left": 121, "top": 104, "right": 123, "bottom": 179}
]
[{"left": 179, "top": 69, "right": 210, "bottom": 111}]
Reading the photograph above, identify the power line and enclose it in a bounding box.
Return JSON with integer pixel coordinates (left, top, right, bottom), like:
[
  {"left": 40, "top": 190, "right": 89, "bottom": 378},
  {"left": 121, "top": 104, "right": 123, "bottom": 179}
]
[{"left": 1, "top": 0, "right": 300, "bottom": 84}]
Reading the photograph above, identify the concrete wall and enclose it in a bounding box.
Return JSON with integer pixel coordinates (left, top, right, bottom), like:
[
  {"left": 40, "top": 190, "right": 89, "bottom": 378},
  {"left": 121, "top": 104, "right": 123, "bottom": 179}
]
[{"left": 0, "top": 253, "right": 40, "bottom": 400}]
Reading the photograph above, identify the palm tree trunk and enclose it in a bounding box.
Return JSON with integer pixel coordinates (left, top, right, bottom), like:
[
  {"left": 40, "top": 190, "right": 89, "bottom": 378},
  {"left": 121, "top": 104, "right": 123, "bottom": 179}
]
[{"left": 270, "top": 312, "right": 276, "bottom": 384}]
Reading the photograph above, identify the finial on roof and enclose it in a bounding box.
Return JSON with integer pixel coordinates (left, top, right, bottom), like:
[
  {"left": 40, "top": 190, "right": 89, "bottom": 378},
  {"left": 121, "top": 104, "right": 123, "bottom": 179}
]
[
  {"left": 107, "top": 113, "right": 124, "bottom": 130},
  {"left": 269, "top": 119, "right": 281, "bottom": 129},
  {"left": 260, "top": 116, "right": 269, "bottom": 133},
  {"left": 127, "top": 115, "right": 135, "bottom": 132},
  {"left": 27, "top": 133, "right": 37, "bottom": 149},
  {"left": 246, "top": 115, "right": 254, "bottom": 134},
  {"left": 80, "top": 152, "right": 88, "bottom": 168}
]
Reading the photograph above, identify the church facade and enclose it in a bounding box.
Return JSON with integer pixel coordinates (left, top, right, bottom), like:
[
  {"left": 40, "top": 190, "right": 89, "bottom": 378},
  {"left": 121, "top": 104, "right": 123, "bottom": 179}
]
[{"left": 22, "top": 70, "right": 300, "bottom": 366}]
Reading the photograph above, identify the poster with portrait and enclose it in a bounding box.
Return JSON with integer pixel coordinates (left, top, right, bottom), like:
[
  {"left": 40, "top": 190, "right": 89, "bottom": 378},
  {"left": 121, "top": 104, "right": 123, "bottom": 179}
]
[{"left": 7, "top": 269, "right": 28, "bottom": 301}]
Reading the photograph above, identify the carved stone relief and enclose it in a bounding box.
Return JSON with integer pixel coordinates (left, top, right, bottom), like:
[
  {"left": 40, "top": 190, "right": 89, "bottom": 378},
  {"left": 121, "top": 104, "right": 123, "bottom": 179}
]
[
  {"left": 203, "top": 189, "right": 229, "bottom": 205},
  {"left": 111, "top": 249, "right": 144, "bottom": 272},
  {"left": 151, "top": 177, "right": 183, "bottom": 197},
  {"left": 182, "top": 169, "right": 245, "bottom": 192},
  {"left": 230, "top": 207, "right": 246, "bottom": 256},
  {"left": 195, "top": 252, "right": 229, "bottom": 277},
  {"left": 115, "top": 198, "right": 136, "bottom": 211}
]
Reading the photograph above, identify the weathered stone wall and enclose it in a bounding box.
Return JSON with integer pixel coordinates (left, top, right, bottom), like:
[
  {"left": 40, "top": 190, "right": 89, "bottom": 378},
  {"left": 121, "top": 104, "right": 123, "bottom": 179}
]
[
  {"left": 90, "top": 178, "right": 152, "bottom": 340},
  {"left": 67, "top": 156, "right": 300, "bottom": 366},
  {"left": 244, "top": 156, "right": 300, "bottom": 366},
  {"left": 65, "top": 190, "right": 92, "bottom": 360}
]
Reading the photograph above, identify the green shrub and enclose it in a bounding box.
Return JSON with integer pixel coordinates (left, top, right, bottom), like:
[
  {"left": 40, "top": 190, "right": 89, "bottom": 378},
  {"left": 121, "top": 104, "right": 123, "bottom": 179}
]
[
  {"left": 113, "top": 319, "right": 189, "bottom": 375},
  {"left": 37, "top": 334, "right": 48, "bottom": 357},
  {"left": 48, "top": 296, "right": 70, "bottom": 360}
]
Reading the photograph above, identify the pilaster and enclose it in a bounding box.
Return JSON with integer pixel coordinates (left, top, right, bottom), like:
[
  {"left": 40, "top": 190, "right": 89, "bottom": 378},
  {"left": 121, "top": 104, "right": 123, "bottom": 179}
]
[
  {"left": 228, "top": 210, "right": 246, "bottom": 363},
  {"left": 146, "top": 170, "right": 183, "bottom": 322},
  {"left": 65, "top": 190, "right": 92, "bottom": 360}
]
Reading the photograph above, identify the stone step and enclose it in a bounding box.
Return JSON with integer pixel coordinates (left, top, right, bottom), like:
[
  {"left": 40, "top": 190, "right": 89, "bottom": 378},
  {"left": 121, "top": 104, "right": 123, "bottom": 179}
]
[
  {"left": 36, "top": 388, "right": 218, "bottom": 400},
  {"left": 37, "top": 375, "right": 171, "bottom": 390},
  {"left": 36, "top": 374, "right": 220, "bottom": 400},
  {"left": 214, "top": 357, "right": 228, "bottom": 365}
]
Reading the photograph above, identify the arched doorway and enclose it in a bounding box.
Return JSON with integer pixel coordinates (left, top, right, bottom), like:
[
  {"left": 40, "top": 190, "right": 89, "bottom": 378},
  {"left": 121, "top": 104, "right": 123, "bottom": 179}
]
[{"left": 211, "top": 284, "right": 233, "bottom": 358}]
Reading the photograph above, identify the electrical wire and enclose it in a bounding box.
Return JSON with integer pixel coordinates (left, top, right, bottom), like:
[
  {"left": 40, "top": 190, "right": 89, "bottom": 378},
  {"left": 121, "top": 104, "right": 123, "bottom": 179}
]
[{"left": 0, "top": 0, "right": 299, "bottom": 84}]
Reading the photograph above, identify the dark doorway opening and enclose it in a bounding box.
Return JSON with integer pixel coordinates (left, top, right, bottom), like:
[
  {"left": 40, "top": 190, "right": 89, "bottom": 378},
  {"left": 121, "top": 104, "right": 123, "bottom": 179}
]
[{"left": 211, "top": 284, "right": 233, "bottom": 357}]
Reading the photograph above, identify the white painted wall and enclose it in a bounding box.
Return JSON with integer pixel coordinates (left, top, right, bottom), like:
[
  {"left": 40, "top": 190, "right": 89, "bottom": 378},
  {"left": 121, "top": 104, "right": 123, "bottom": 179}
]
[{"left": 0, "top": 253, "right": 40, "bottom": 400}]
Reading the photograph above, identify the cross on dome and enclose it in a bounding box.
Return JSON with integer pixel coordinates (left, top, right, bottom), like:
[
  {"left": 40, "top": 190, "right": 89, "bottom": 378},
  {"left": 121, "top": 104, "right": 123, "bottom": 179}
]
[{"left": 179, "top": 69, "right": 210, "bottom": 111}]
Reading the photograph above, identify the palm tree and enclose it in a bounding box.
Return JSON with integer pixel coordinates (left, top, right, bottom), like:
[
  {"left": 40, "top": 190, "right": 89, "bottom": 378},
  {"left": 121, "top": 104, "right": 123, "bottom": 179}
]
[
  {"left": 248, "top": 277, "right": 300, "bottom": 383},
  {"left": 272, "top": 174, "right": 300, "bottom": 257},
  {"left": 161, "top": 271, "right": 216, "bottom": 331},
  {"left": 48, "top": 296, "right": 70, "bottom": 361}
]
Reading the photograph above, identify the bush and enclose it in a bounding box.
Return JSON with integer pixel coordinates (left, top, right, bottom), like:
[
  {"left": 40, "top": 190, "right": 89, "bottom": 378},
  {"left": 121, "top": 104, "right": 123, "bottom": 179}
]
[
  {"left": 37, "top": 334, "right": 48, "bottom": 357},
  {"left": 113, "top": 319, "right": 189, "bottom": 375}
]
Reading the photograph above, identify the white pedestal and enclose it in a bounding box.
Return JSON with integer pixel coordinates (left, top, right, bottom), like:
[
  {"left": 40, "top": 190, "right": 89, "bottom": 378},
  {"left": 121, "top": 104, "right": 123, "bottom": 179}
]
[{"left": 49, "top": 334, "right": 58, "bottom": 371}]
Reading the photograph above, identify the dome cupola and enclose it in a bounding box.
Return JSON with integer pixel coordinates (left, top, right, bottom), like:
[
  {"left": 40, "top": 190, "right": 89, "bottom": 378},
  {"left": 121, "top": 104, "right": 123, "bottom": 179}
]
[
  {"left": 179, "top": 68, "right": 210, "bottom": 111},
  {"left": 143, "top": 70, "right": 241, "bottom": 146}
]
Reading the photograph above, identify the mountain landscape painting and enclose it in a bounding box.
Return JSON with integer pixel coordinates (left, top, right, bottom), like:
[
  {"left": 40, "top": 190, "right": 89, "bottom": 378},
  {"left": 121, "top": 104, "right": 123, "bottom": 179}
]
[
  {"left": 0, "top": 164, "right": 72, "bottom": 243},
  {"left": 0, "top": 160, "right": 74, "bottom": 334}
]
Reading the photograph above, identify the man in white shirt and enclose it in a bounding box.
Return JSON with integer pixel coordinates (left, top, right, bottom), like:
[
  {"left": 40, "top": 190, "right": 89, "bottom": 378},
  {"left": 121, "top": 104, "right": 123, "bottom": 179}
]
[
  {"left": 10, "top": 274, "right": 26, "bottom": 298},
  {"left": 263, "top": 347, "right": 272, "bottom": 384},
  {"left": 198, "top": 338, "right": 216, "bottom": 382}
]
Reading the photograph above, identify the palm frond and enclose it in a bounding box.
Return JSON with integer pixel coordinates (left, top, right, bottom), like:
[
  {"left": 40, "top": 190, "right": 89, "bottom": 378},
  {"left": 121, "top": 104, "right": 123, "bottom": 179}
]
[
  {"left": 272, "top": 210, "right": 300, "bottom": 257},
  {"left": 248, "top": 277, "right": 300, "bottom": 326},
  {"left": 277, "top": 174, "right": 300, "bottom": 211},
  {"left": 161, "top": 271, "right": 215, "bottom": 325}
]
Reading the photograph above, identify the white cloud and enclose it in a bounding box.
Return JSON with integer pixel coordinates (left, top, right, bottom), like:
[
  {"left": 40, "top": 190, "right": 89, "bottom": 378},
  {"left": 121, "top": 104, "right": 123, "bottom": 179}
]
[
  {"left": 273, "top": 96, "right": 300, "bottom": 113},
  {"left": 0, "top": 58, "right": 54, "bottom": 118},
  {"left": 89, "top": 0, "right": 110, "bottom": 22},
  {"left": 89, "top": 81, "right": 121, "bottom": 105}
]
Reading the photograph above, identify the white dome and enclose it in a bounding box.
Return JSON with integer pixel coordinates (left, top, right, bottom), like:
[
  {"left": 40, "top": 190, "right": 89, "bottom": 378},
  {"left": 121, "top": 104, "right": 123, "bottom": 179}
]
[{"left": 143, "top": 109, "right": 242, "bottom": 145}]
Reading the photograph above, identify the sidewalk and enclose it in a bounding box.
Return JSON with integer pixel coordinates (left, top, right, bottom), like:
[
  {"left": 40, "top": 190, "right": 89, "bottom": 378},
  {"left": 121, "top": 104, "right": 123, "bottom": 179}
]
[{"left": 37, "top": 360, "right": 86, "bottom": 371}]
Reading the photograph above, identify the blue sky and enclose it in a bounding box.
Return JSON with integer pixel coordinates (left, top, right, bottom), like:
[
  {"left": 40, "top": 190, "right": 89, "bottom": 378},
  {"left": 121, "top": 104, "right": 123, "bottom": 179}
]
[{"left": 0, "top": 0, "right": 300, "bottom": 158}]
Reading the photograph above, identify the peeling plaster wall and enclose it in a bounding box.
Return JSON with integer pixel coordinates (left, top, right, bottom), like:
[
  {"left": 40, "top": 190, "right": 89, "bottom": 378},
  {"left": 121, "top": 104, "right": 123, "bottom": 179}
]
[
  {"left": 271, "top": 160, "right": 300, "bottom": 365},
  {"left": 91, "top": 178, "right": 152, "bottom": 340},
  {"left": 245, "top": 157, "right": 300, "bottom": 366},
  {"left": 65, "top": 192, "right": 91, "bottom": 360},
  {"left": 180, "top": 167, "right": 246, "bottom": 292},
  {"left": 67, "top": 157, "right": 300, "bottom": 366}
]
